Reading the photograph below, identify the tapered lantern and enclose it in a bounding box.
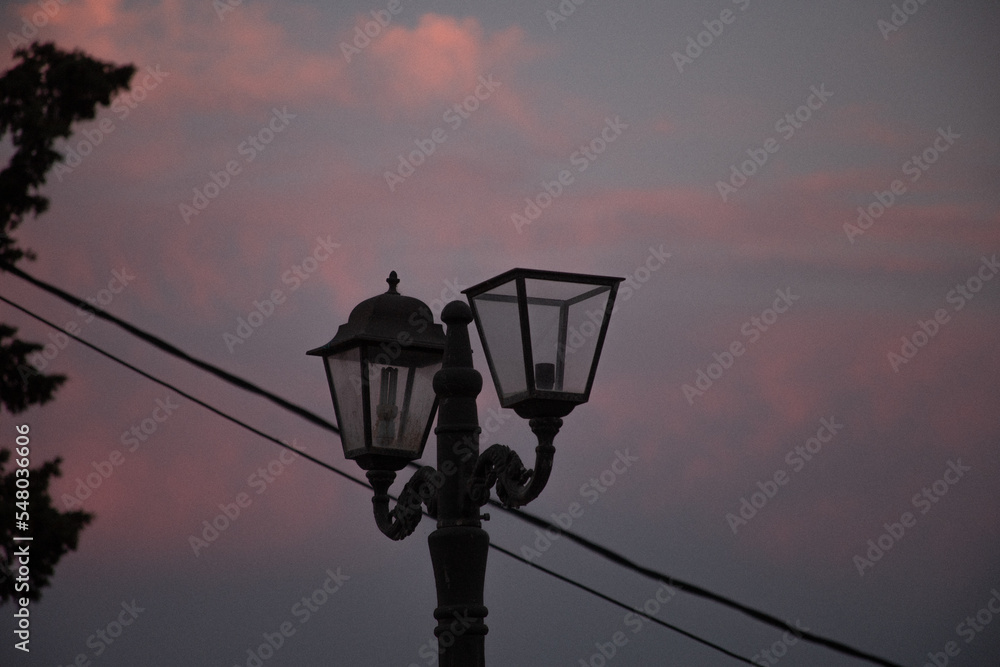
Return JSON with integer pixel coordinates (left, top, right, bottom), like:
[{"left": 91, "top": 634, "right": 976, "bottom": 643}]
[{"left": 463, "top": 268, "right": 623, "bottom": 419}]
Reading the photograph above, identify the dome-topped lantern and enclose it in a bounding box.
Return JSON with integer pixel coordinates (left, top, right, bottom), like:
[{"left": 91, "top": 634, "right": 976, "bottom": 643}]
[{"left": 307, "top": 272, "right": 446, "bottom": 471}]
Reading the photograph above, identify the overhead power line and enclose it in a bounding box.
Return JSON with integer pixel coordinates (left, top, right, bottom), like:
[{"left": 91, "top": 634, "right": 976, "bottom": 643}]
[
  {"left": 488, "top": 542, "right": 759, "bottom": 665},
  {"left": 499, "top": 506, "right": 904, "bottom": 666},
  {"left": 1, "top": 268, "right": 908, "bottom": 667},
  {"left": 0, "top": 293, "right": 359, "bottom": 488},
  {"left": 2, "top": 264, "right": 339, "bottom": 435}
]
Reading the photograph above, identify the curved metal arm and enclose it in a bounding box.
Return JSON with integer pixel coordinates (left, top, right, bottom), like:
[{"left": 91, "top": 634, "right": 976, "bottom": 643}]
[
  {"left": 469, "top": 416, "right": 562, "bottom": 509},
  {"left": 367, "top": 467, "right": 439, "bottom": 541}
]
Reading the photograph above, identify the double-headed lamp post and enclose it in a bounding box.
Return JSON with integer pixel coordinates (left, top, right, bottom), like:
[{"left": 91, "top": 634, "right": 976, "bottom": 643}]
[{"left": 307, "top": 268, "right": 622, "bottom": 666}]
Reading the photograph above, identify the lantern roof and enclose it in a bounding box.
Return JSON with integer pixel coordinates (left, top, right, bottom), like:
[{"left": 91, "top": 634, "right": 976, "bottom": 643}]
[{"left": 307, "top": 271, "right": 445, "bottom": 357}]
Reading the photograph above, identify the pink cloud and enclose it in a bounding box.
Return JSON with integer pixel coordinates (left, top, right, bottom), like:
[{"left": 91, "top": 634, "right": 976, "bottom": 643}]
[
  {"left": 366, "top": 15, "right": 496, "bottom": 108},
  {"left": 8, "top": 2, "right": 550, "bottom": 134},
  {"left": 12, "top": 1, "right": 351, "bottom": 114},
  {"left": 343, "top": 13, "right": 545, "bottom": 133}
]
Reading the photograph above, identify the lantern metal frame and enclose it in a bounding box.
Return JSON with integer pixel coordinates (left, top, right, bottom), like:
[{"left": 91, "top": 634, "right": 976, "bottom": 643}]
[{"left": 463, "top": 268, "right": 623, "bottom": 419}]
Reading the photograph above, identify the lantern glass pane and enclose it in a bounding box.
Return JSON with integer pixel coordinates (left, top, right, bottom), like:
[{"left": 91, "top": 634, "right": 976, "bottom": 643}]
[
  {"left": 562, "top": 287, "right": 613, "bottom": 394},
  {"left": 525, "top": 298, "right": 562, "bottom": 390},
  {"left": 324, "top": 347, "right": 367, "bottom": 457},
  {"left": 364, "top": 347, "right": 441, "bottom": 457},
  {"left": 469, "top": 283, "right": 526, "bottom": 401},
  {"left": 524, "top": 278, "right": 613, "bottom": 396}
]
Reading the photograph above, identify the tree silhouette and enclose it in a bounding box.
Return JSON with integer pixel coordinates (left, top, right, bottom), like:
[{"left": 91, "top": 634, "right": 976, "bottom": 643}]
[
  {"left": 0, "top": 41, "right": 135, "bottom": 604},
  {"left": 1, "top": 41, "right": 135, "bottom": 407},
  {"left": 0, "top": 449, "right": 94, "bottom": 604}
]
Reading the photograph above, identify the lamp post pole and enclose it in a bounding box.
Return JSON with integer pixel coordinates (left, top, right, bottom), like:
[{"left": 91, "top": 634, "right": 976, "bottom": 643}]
[{"left": 427, "top": 301, "right": 489, "bottom": 666}]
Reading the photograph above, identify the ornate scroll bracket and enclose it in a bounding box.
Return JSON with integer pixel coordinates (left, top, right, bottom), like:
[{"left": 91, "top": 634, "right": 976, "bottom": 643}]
[
  {"left": 367, "top": 466, "right": 440, "bottom": 541},
  {"left": 468, "top": 416, "right": 563, "bottom": 509}
]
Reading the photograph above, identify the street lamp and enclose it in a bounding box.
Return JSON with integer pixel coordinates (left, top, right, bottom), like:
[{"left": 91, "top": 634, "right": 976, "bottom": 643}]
[
  {"left": 306, "top": 271, "right": 445, "bottom": 473},
  {"left": 308, "top": 268, "right": 622, "bottom": 666}
]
